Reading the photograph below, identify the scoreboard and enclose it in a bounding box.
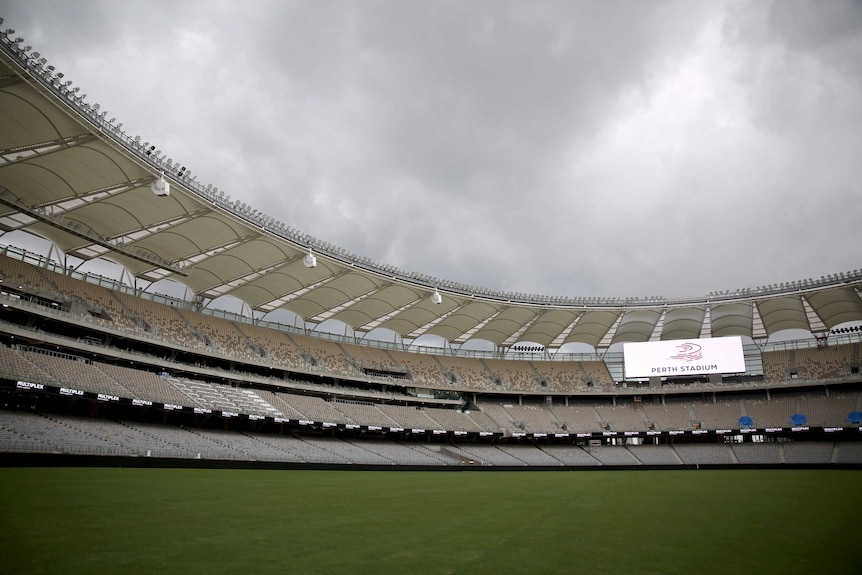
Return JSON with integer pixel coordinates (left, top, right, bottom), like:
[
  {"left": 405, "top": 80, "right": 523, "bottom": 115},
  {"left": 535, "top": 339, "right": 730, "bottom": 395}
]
[{"left": 623, "top": 336, "right": 746, "bottom": 379}]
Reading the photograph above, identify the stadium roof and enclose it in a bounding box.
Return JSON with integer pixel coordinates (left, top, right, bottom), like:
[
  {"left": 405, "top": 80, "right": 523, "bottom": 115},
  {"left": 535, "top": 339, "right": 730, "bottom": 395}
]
[{"left": 2, "top": 35, "right": 861, "bottom": 349}]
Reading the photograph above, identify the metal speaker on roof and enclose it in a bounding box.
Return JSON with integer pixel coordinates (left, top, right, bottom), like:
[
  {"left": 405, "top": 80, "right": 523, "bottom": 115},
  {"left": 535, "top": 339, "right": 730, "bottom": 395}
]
[
  {"left": 151, "top": 172, "right": 170, "bottom": 197},
  {"left": 303, "top": 248, "right": 317, "bottom": 268}
]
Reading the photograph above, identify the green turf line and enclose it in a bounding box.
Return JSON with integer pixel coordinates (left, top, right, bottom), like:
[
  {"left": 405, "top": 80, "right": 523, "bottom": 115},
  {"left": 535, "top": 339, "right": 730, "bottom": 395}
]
[{"left": 1, "top": 468, "right": 860, "bottom": 575}]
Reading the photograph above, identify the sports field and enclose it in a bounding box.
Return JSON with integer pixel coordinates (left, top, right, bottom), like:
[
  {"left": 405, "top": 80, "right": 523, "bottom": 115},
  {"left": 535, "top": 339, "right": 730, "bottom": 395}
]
[{"left": 1, "top": 468, "right": 859, "bottom": 575}]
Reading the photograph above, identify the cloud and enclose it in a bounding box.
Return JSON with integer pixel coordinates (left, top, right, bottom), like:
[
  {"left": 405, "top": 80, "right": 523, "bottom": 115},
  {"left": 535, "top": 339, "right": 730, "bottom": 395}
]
[{"left": 2, "top": 0, "right": 860, "bottom": 302}]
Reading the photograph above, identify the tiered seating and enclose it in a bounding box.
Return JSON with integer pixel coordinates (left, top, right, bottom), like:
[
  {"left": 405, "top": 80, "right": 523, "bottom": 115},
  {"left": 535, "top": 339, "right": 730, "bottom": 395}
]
[
  {"left": 474, "top": 402, "right": 518, "bottom": 432},
  {"left": 589, "top": 446, "right": 641, "bottom": 465},
  {"left": 539, "top": 445, "right": 601, "bottom": 466},
  {"left": 495, "top": 445, "right": 564, "bottom": 466},
  {"left": 237, "top": 432, "right": 309, "bottom": 462},
  {"left": 104, "top": 421, "right": 201, "bottom": 458},
  {"left": 532, "top": 361, "right": 584, "bottom": 391},
  {"left": 0, "top": 410, "right": 58, "bottom": 453},
  {"left": 175, "top": 308, "right": 260, "bottom": 361},
  {"left": 233, "top": 322, "right": 307, "bottom": 368},
  {"left": 190, "top": 430, "right": 301, "bottom": 461},
  {"left": 388, "top": 349, "right": 448, "bottom": 386},
  {"left": 834, "top": 443, "right": 862, "bottom": 464},
  {"left": 627, "top": 445, "right": 681, "bottom": 465},
  {"left": 93, "top": 362, "right": 190, "bottom": 405},
  {"left": 357, "top": 441, "right": 447, "bottom": 465},
  {"left": 0, "top": 253, "right": 59, "bottom": 296},
  {"left": 217, "top": 386, "right": 283, "bottom": 417},
  {"left": 742, "top": 396, "right": 796, "bottom": 427},
  {"left": 732, "top": 443, "right": 781, "bottom": 464},
  {"left": 482, "top": 358, "right": 539, "bottom": 391},
  {"left": 340, "top": 439, "right": 399, "bottom": 464},
  {"left": 795, "top": 393, "right": 857, "bottom": 427},
  {"left": 547, "top": 403, "right": 602, "bottom": 433},
  {"left": 435, "top": 355, "right": 494, "bottom": 389},
  {"left": 672, "top": 444, "right": 736, "bottom": 465},
  {"left": 162, "top": 378, "right": 216, "bottom": 409},
  {"left": 291, "top": 437, "right": 361, "bottom": 464},
  {"left": 690, "top": 400, "right": 743, "bottom": 430},
  {"left": 330, "top": 401, "right": 398, "bottom": 427},
  {"left": 594, "top": 403, "right": 648, "bottom": 431},
  {"left": 255, "top": 389, "right": 307, "bottom": 419},
  {"left": 7, "top": 412, "right": 141, "bottom": 456},
  {"left": 291, "top": 335, "right": 359, "bottom": 377},
  {"left": 581, "top": 361, "right": 615, "bottom": 389},
  {"left": 462, "top": 408, "right": 501, "bottom": 432},
  {"left": 160, "top": 378, "right": 279, "bottom": 416},
  {"left": 339, "top": 344, "right": 404, "bottom": 373},
  {"left": 795, "top": 345, "right": 853, "bottom": 379},
  {"left": 2, "top": 408, "right": 859, "bottom": 466},
  {"left": 19, "top": 348, "right": 132, "bottom": 397},
  {"left": 641, "top": 401, "right": 694, "bottom": 430},
  {"left": 783, "top": 441, "right": 834, "bottom": 464},
  {"left": 376, "top": 404, "right": 442, "bottom": 430},
  {"left": 46, "top": 269, "right": 141, "bottom": 331},
  {"left": 502, "top": 404, "right": 561, "bottom": 433},
  {"left": 762, "top": 349, "right": 792, "bottom": 383},
  {"left": 446, "top": 444, "right": 527, "bottom": 466},
  {"left": 422, "top": 406, "right": 485, "bottom": 432},
  {"left": 279, "top": 393, "right": 355, "bottom": 424},
  {"left": 111, "top": 290, "right": 204, "bottom": 349},
  {"left": 0, "top": 344, "right": 53, "bottom": 384}
]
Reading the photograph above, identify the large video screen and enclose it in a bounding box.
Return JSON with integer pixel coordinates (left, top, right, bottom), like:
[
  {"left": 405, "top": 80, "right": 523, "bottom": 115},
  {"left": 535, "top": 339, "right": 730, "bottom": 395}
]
[{"left": 623, "top": 336, "right": 745, "bottom": 379}]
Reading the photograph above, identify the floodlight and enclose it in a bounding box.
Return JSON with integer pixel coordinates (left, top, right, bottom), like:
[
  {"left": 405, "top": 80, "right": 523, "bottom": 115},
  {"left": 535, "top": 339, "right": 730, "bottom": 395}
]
[
  {"left": 431, "top": 288, "right": 442, "bottom": 305},
  {"left": 151, "top": 172, "right": 170, "bottom": 197},
  {"left": 303, "top": 248, "right": 317, "bottom": 268}
]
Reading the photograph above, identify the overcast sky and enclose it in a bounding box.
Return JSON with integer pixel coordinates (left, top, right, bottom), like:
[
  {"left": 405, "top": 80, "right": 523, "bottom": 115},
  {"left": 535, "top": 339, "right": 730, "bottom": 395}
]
[{"left": 2, "top": 0, "right": 861, "bottom": 300}]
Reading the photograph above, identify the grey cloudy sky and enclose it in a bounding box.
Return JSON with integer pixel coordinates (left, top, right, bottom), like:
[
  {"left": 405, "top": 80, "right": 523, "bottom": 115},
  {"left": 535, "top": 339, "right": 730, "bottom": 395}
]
[{"left": 2, "top": 0, "right": 861, "bottom": 300}]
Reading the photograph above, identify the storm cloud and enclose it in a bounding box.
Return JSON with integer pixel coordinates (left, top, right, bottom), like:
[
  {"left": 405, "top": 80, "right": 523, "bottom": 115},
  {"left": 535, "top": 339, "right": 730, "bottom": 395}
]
[{"left": 2, "top": 0, "right": 860, "bottom": 299}]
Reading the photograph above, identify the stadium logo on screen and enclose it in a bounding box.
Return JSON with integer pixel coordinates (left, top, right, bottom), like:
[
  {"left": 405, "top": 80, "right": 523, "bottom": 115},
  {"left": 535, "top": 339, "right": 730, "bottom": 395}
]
[{"left": 669, "top": 342, "right": 702, "bottom": 363}]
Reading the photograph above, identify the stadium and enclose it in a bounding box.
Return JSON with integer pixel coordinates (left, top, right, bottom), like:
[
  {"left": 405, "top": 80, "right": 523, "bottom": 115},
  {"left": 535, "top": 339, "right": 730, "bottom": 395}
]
[{"left": 1, "top": 10, "right": 862, "bottom": 574}]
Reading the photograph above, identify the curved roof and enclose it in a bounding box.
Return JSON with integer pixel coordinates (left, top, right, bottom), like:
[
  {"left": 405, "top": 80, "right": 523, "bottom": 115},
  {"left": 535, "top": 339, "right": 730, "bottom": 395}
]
[{"left": 2, "top": 37, "right": 861, "bottom": 348}]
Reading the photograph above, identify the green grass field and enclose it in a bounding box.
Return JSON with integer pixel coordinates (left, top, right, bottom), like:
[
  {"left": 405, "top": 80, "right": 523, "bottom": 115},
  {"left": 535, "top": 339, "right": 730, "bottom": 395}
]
[{"left": 1, "top": 468, "right": 860, "bottom": 575}]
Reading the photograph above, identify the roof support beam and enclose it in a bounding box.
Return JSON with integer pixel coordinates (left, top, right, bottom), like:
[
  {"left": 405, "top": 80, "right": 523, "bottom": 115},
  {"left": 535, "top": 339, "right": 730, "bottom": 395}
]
[
  {"left": 308, "top": 284, "right": 391, "bottom": 324},
  {"left": 357, "top": 294, "right": 426, "bottom": 332},
  {"left": 172, "top": 234, "right": 258, "bottom": 271},
  {"left": 801, "top": 295, "right": 828, "bottom": 334},
  {"left": 500, "top": 312, "right": 542, "bottom": 347},
  {"left": 105, "top": 207, "right": 210, "bottom": 247},
  {"left": 0, "top": 185, "right": 188, "bottom": 276},
  {"left": 32, "top": 175, "right": 156, "bottom": 217},
  {"left": 256, "top": 271, "right": 348, "bottom": 313},
  {"left": 0, "top": 74, "right": 24, "bottom": 89},
  {"left": 596, "top": 313, "right": 623, "bottom": 349},
  {"left": 452, "top": 308, "right": 504, "bottom": 344},
  {"left": 0, "top": 133, "right": 96, "bottom": 166},
  {"left": 699, "top": 307, "right": 712, "bottom": 338},
  {"left": 404, "top": 303, "right": 467, "bottom": 340},
  {"left": 549, "top": 313, "right": 584, "bottom": 350},
  {"left": 751, "top": 302, "right": 767, "bottom": 339}
]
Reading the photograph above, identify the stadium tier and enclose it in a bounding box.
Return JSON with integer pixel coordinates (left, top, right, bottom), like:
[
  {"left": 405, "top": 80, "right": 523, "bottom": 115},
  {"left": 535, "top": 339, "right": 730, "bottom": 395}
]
[
  {"left": 2, "top": 250, "right": 862, "bottom": 467},
  {"left": 1, "top": 29, "right": 862, "bottom": 468}
]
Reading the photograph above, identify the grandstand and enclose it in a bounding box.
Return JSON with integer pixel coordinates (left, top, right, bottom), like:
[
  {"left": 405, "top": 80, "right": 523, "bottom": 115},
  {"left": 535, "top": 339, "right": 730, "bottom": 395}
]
[{"left": 1, "top": 29, "right": 862, "bottom": 469}]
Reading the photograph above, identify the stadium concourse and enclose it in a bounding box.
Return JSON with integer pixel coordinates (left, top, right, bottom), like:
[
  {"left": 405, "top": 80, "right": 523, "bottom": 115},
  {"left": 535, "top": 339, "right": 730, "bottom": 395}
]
[{"left": 2, "top": 27, "right": 862, "bottom": 469}]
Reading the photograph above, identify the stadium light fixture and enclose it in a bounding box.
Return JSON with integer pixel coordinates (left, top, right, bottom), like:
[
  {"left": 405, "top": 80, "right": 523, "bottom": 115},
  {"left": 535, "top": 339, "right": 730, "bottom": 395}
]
[
  {"left": 303, "top": 247, "right": 317, "bottom": 268},
  {"left": 431, "top": 288, "right": 442, "bottom": 305},
  {"left": 151, "top": 172, "right": 170, "bottom": 197}
]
